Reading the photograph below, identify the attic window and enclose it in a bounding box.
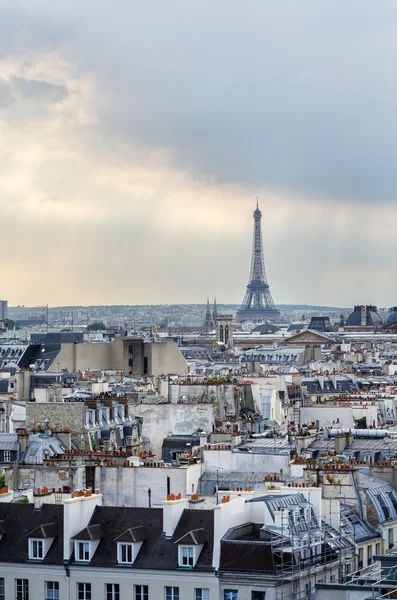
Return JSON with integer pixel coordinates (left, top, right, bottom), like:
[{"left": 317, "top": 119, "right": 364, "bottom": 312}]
[
  {"left": 76, "top": 541, "right": 90, "bottom": 562},
  {"left": 180, "top": 546, "right": 194, "bottom": 567},
  {"left": 118, "top": 543, "right": 133, "bottom": 564},
  {"left": 29, "top": 539, "right": 43, "bottom": 559}
]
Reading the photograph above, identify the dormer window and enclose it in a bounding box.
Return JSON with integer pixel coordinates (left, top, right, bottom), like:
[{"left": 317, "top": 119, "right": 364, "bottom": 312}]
[
  {"left": 114, "top": 525, "right": 146, "bottom": 566},
  {"left": 180, "top": 546, "right": 194, "bottom": 567},
  {"left": 76, "top": 541, "right": 90, "bottom": 561},
  {"left": 118, "top": 543, "right": 133, "bottom": 564},
  {"left": 175, "top": 528, "right": 206, "bottom": 569},
  {"left": 29, "top": 539, "right": 43, "bottom": 559},
  {"left": 177, "top": 541, "right": 203, "bottom": 568},
  {"left": 72, "top": 524, "right": 104, "bottom": 563},
  {"left": 26, "top": 522, "right": 57, "bottom": 562}
]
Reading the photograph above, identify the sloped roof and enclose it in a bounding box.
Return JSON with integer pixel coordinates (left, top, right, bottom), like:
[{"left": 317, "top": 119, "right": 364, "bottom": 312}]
[
  {"left": 72, "top": 524, "right": 104, "bottom": 541},
  {"left": 113, "top": 526, "right": 147, "bottom": 543},
  {"left": 359, "top": 472, "right": 397, "bottom": 524},
  {"left": 20, "top": 434, "right": 67, "bottom": 465},
  {"left": 26, "top": 522, "right": 58, "bottom": 540},
  {"left": 286, "top": 330, "right": 334, "bottom": 344},
  {"left": 0, "top": 434, "right": 18, "bottom": 452},
  {"left": 340, "top": 504, "right": 380, "bottom": 543},
  {"left": 79, "top": 506, "right": 215, "bottom": 571},
  {"left": 0, "top": 504, "right": 63, "bottom": 564}
]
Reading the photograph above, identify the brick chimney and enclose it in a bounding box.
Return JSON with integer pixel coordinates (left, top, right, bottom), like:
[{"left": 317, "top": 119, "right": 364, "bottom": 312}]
[{"left": 56, "top": 429, "right": 72, "bottom": 451}]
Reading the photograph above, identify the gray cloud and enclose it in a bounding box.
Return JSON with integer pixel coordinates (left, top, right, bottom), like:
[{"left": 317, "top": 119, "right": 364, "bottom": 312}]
[
  {"left": 11, "top": 77, "right": 68, "bottom": 103},
  {"left": 0, "top": 79, "right": 14, "bottom": 107},
  {"left": 44, "top": 0, "right": 397, "bottom": 203},
  {"left": 3, "top": 1, "right": 397, "bottom": 202}
]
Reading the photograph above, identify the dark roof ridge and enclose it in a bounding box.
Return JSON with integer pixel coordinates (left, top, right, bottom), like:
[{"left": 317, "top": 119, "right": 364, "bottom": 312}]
[
  {"left": 174, "top": 527, "right": 206, "bottom": 545},
  {"left": 113, "top": 525, "right": 147, "bottom": 543},
  {"left": 25, "top": 522, "right": 57, "bottom": 539}
]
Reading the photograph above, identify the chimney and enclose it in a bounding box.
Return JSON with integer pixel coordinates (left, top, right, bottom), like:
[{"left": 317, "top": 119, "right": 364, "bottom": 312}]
[
  {"left": 56, "top": 429, "right": 72, "bottom": 451},
  {"left": 63, "top": 491, "right": 103, "bottom": 560},
  {"left": 17, "top": 429, "right": 29, "bottom": 456},
  {"left": 199, "top": 431, "right": 208, "bottom": 447},
  {"left": 162, "top": 497, "right": 188, "bottom": 538},
  {"left": 274, "top": 508, "right": 290, "bottom": 533},
  {"left": 335, "top": 434, "right": 347, "bottom": 455}
]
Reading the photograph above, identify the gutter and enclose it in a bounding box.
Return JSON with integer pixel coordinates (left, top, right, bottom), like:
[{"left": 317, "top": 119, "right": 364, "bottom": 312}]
[{"left": 351, "top": 471, "right": 364, "bottom": 520}]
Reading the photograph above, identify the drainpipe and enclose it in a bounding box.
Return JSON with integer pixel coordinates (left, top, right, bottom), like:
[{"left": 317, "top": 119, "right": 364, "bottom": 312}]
[
  {"left": 64, "top": 564, "right": 70, "bottom": 600},
  {"left": 351, "top": 470, "right": 364, "bottom": 519}
]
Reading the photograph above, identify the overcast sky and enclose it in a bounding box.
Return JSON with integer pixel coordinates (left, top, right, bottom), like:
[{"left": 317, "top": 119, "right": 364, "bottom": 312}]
[{"left": 1, "top": 1, "right": 396, "bottom": 307}]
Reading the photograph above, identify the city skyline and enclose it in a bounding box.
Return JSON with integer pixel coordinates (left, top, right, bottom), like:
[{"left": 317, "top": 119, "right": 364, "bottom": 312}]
[{"left": 1, "top": 1, "right": 397, "bottom": 306}]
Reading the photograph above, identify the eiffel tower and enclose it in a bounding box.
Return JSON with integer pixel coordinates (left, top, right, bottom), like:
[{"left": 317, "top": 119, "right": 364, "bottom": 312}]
[{"left": 236, "top": 200, "right": 280, "bottom": 323}]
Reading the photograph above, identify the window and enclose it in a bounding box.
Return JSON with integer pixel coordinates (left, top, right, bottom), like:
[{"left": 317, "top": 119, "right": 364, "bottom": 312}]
[
  {"left": 3, "top": 451, "right": 10, "bottom": 462},
  {"left": 29, "top": 539, "right": 43, "bottom": 559},
  {"left": 252, "top": 593, "right": 266, "bottom": 600},
  {"left": 106, "top": 584, "right": 120, "bottom": 600},
  {"left": 135, "top": 586, "right": 149, "bottom": 600},
  {"left": 180, "top": 546, "right": 194, "bottom": 566},
  {"left": 165, "top": 587, "right": 179, "bottom": 600},
  {"left": 389, "top": 527, "right": 394, "bottom": 549},
  {"left": 77, "top": 583, "right": 91, "bottom": 600},
  {"left": 224, "top": 592, "right": 238, "bottom": 600},
  {"left": 16, "top": 579, "right": 29, "bottom": 600},
  {"left": 0, "top": 578, "right": 4, "bottom": 600},
  {"left": 376, "top": 542, "right": 381, "bottom": 555},
  {"left": 195, "top": 590, "right": 210, "bottom": 600},
  {"left": 358, "top": 547, "right": 363, "bottom": 568},
  {"left": 45, "top": 582, "right": 59, "bottom": 600},
  {"left": 77, "top": 542, "right": 90, "bottom": 561},
  {"left": 118, "top": 543, "right": 133, "bottom": 564},
  {"left": 368, "top": 545, "right": 373, "bottom": 565}
]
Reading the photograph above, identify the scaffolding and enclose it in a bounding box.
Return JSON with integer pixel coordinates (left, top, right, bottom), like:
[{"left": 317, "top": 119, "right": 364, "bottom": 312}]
[
  {"left": 269, "top": 499, "right": 355, "bottom": 600},
  {"left": 338, "top": 551, "right": 397, "bottom": 599}
]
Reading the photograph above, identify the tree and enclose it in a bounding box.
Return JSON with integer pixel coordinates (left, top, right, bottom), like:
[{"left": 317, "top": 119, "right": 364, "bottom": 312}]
[
  {"left": 86, "top": 321, "right": 106, "bottom": 331},
  {"left": 3, "top": 319, "right": 15, "bottom": 329},
  {"left": 356, "top": 416, "right": 367, "bottom": 429}
]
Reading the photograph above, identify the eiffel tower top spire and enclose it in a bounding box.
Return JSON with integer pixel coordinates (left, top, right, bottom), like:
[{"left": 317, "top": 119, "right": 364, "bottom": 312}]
[{"left": 236, "top": 201, "right": 280, "bottom": 323}]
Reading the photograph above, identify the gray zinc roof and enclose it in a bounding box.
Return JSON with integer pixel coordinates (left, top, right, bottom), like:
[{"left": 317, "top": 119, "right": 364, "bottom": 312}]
[
  {"left": 20, "top": 434, "right": 67, "bottom": 465},
  {"left": 0, "top": 434, "right": 18, "bottom": 452}
]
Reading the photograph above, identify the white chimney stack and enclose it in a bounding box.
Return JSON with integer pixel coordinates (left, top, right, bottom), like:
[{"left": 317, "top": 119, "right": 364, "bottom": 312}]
[
  {"left": 162, "top": 497, "right": 188, "bottom": 538},
  {"left": 63, "top": 492, "right": 103, "bottom": 560}
]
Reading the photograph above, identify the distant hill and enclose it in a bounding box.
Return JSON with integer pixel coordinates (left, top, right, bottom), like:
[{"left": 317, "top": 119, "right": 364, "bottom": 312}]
[
  {"left": 276, "top": 304, "right": 352, "bottom": 312},
  {"left": 9, "top": 303, "right": 352, "bottom": 312}
]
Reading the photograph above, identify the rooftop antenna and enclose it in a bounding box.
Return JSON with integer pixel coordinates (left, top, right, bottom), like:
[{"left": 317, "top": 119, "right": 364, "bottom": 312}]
[{"left": 256, "top": 196, "right": 259, "bottom": 210}]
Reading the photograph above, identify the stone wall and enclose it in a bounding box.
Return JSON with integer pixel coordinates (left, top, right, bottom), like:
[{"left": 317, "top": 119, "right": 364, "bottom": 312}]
[
  {"left": 26, "top": 403, "right": 85, "bottom": 433},
  {"left": 132, "top": 402, "right": 215, "bottom": 458}
]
